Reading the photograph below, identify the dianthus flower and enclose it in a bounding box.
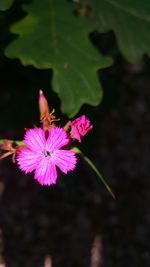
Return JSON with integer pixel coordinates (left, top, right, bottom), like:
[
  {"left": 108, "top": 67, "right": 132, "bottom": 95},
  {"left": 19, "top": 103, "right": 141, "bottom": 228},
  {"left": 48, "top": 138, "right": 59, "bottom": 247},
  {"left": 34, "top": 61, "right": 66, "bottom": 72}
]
[
  {"left": 70, "top": 115, "right": 93, "bottom": 142},
  {"left": 17, "top": 127, "right": 77, "bottom": 185}
]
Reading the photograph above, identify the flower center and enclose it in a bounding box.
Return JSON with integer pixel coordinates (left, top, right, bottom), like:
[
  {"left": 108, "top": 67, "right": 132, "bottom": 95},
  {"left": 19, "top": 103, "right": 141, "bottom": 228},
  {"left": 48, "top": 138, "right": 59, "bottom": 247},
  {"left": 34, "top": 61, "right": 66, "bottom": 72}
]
[{"left": 43, "top": 150, "right": 52, "bottom": 158}]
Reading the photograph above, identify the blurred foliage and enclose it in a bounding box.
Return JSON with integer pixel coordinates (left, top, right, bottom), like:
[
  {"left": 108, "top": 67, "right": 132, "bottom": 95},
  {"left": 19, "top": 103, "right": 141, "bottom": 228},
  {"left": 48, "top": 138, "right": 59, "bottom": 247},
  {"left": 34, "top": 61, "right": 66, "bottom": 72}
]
[
  {"left": 88, "top": 0, "right": 150, "bottom": 62},
  {"left": 0, "top": 0, "right": 14, "bottom": 11},
  {"left": 0, "top": 0, "right": 150, "bottom": 116}
]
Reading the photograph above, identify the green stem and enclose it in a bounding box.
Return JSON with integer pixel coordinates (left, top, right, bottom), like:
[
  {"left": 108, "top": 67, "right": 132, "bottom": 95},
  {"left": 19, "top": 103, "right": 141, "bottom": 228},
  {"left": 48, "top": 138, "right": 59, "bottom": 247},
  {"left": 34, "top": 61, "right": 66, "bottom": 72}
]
[
  {"left": 0, "top": 139, "right": 23, "bottom": 146},
  {"left": 72, "top": 147, "right": 116, "bottom": 199}
]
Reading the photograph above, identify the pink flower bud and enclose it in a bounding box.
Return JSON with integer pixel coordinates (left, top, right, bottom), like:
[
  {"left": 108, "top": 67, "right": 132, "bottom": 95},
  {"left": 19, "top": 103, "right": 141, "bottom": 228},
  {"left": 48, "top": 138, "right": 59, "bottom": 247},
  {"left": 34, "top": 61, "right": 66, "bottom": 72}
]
[
  {"left": 70, "top": 115, "right": 93, "bottom": 142},
  {"left": 39, "top": 90, "right": 49, "bottom": 118}
]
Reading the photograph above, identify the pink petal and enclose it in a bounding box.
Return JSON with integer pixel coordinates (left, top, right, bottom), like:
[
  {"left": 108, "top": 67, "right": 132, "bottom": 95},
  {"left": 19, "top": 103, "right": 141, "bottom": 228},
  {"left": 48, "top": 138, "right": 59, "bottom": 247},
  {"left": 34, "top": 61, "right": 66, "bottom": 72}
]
[
  {"left": 70, "top": 115, "right": 93, "bottom": 142},
  {"left": 34, "top": 159, "right": 57, "bottom": 186},
  {"left": 17, "top": 148, "right": 40, "bottom": 173},
  {"left": 24, "top": 128, "right": 46, "bottom": 151},
  {"left": 71, "top": 127, "right": 81, "bottom": 142},
  {"left": 46, "top": 127, "right": 69, "bottom": 150},
  {"left": 53, "top": 150, "right": 77, "bottom": 174}
]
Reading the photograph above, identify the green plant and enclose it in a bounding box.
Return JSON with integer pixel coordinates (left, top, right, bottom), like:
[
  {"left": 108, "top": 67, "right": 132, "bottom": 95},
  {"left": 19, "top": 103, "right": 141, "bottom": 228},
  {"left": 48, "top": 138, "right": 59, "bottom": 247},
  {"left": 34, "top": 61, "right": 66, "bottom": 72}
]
[
  {"left": 1, "top": 0, "right": 149, "bottom": 116},
  {"left": 0, "top": 0, "right": 150, "bottom": 117}
]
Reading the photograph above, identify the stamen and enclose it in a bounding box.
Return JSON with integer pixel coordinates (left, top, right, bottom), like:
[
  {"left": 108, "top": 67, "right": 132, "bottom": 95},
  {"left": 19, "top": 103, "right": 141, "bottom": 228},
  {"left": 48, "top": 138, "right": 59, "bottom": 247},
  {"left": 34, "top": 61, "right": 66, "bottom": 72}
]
[{"left": 43, "top": 150, "right": 52, "bottom": 157}]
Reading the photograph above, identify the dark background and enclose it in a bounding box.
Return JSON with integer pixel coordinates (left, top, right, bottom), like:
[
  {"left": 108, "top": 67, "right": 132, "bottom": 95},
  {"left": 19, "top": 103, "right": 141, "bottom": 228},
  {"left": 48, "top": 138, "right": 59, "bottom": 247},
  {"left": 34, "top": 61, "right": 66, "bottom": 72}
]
[{"left": 0, "top": 5, "right": 150, "bottom": 267}]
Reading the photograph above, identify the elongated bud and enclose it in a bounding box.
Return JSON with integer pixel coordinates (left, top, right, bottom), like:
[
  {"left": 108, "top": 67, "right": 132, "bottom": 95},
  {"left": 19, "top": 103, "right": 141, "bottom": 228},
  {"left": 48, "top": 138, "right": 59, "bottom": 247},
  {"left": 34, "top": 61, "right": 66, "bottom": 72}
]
[
  {"left": 38, "top": 90, "right": 59, "bottom": 130},
  {"left": 39, "top": 90, "right": 49, "bottom": 119}
]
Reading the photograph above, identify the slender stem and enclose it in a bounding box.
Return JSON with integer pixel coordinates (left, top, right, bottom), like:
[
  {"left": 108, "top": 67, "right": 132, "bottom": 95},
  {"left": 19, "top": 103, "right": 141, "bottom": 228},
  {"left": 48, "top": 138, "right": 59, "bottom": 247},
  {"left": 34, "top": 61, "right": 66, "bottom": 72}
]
[
  {"left": 72, "top": 147, "right": 116, "bottom": 199},
  {"left": 0, "top": 139, "right": 23, "bottom": 146}
]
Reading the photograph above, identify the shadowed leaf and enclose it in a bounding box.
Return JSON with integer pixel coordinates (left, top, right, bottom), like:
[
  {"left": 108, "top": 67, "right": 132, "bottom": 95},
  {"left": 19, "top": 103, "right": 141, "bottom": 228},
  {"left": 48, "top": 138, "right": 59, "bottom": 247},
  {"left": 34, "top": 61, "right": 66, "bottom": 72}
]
[
  {"left": 5, "top": 0, "right": 112, "bottom": 117},
  {"left": 0, "top": 0, "right": 14, "bottom": 10},
  {"left": 85, "top": 0, "right": 150, "bottom": 62}
]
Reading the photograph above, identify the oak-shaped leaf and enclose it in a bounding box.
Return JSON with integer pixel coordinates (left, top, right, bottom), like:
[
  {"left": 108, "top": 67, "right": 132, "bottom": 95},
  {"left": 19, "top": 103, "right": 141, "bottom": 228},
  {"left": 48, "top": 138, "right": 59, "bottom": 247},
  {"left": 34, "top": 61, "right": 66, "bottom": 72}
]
[{"left": 5, "top": 0, "right": 112, "bottom": 116}]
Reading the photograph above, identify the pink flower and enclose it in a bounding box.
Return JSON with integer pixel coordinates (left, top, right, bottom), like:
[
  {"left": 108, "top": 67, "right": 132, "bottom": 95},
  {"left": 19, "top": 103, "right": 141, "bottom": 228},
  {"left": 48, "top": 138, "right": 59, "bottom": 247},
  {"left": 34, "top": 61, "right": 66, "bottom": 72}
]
[
  {"left": 17, "top": 127, "right": 77, "bottom": 185},
  {"left": 70, "top": 115, "right": 93, "bottom": 142}
]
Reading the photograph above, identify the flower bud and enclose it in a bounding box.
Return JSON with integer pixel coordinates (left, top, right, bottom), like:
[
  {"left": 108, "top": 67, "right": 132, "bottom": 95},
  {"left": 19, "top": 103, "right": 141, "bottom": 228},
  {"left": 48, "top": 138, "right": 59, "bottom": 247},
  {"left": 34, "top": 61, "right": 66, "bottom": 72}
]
[
  {"left": 69, "top": 115, "right": 93, "bottom": 142},
  {"left": 39, "top": 90, "right": 49, "bottom": 119}
]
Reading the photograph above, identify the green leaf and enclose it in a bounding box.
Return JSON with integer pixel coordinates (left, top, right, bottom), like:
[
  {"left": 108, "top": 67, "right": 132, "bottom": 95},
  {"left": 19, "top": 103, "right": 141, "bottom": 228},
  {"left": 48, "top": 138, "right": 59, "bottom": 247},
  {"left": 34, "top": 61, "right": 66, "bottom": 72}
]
[
  {"left": 86, "top": 0, "right": 150, "bottom": 63},
  {"left": 72, "top": 147, "right": 115, "bottom": 199},
  {"left": 0, "top": 0, "right": 14, "bottom": 10},
  {"left": 5, "top": 0, "right": 112, "bottom": 117}
]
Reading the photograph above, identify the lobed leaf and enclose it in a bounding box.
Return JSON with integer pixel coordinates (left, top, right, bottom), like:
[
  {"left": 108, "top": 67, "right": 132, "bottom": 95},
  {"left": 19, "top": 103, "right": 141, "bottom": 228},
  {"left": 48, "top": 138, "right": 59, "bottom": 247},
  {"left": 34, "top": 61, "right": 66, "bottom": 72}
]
[
  {"left": 5, "top": 0, "right": 112, "bottom": 116},
  {"left": 5, "top": 0, "right": 149, "bottom": 116}
]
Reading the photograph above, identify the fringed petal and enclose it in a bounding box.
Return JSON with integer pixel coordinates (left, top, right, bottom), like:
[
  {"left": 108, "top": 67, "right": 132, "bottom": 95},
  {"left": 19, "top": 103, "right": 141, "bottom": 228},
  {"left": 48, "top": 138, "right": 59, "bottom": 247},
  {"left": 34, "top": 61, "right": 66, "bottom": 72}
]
[
  {"left": 54, "top": 150, "right": 77, "bottom": 174},
  {"left": 34, "top": 159, "right": 57, "bottom": 185},
  {"left": 17, "top": 148, "right": 40, "bottom": 173},
  {"left": 46, "top": 128, "right": 69, "bottom": 150},
  {"left": 24, "top": 128, "right": 46, "bottom": 151}
]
